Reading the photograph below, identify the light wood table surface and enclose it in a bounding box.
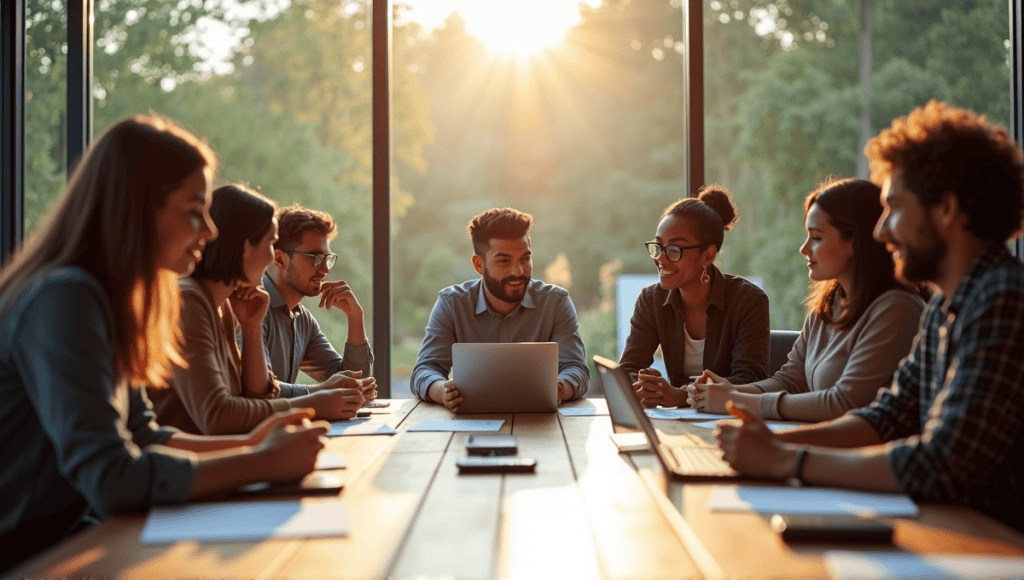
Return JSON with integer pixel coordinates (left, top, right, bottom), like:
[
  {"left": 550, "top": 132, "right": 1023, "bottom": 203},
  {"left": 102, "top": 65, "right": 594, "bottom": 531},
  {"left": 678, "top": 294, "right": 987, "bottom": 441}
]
[
  {"left": 9, "top": 399, "right": 701, "bottom": 580},
  {"left": 626, "top": 416, "right": 1024, "bottom": 580},
  {"left": 13, "top": 402, "right": 1024, "bottom": 579}
]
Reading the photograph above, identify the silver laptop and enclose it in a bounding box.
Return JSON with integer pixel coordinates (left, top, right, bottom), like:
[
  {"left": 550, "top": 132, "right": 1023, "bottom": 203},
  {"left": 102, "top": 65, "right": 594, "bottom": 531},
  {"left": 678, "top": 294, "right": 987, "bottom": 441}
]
[
  {"left": 594, "top": 355, "right": 739, "bottom": 481},
  {"left": 452, "top": 342, "right": 559, "bottom": 413}
]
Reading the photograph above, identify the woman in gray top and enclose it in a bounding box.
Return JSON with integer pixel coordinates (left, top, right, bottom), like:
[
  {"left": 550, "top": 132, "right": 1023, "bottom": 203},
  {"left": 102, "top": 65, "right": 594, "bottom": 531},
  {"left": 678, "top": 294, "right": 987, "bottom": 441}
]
[
  {"left": 621, "top": 186, "right": 771, "bottom": 408},
  {"left": 689, "top": 178, "right": 925, "bottom": 422},
  {"left": 0, "top": 116, "right": 329, "bottom": 571}
]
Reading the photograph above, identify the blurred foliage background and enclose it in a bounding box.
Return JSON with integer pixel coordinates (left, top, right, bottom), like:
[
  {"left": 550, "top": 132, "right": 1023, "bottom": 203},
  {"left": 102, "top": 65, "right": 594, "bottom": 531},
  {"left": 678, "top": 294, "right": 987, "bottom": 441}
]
[{"left": 22, "top": 0, "right": 1012, "bottom": 391}]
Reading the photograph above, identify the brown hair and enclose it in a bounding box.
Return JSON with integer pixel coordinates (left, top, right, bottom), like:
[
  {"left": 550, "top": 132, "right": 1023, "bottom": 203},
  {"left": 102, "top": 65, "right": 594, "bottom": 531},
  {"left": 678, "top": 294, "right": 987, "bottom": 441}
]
[
  {"left": 0, "top": 114, "right": 216, "bottom": 387},
  {"left": 662, "top": 185, "right": 738, "bottom": 251},
  {"left": 803, "top": 178, "right": 909, "bottom": 330},
  {"left": 275, "top": 204, "right": 337, "bottom": 252},
  {"left": 192, "top": 184, "right": 276, "bottom": 285},
  {"left": 866, "top": 99, "right": 1024, "bottom": 242},
  {"left": 466, "top": 207, "right": 533, "bottom": 257}
]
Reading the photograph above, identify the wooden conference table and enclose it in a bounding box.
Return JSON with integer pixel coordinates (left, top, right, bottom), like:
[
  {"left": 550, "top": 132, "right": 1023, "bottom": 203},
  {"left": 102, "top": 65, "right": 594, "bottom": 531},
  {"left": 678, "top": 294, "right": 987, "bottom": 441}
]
[{"left": 11, "top": 398, "right": 1024, "bottom": 579}]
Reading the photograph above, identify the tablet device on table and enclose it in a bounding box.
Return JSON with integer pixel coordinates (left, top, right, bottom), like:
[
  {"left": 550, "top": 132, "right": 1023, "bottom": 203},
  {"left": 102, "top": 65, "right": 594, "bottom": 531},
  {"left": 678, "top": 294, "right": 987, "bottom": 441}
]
[{"left": 452, "top": 342, "right": 559, "bottom": 413}]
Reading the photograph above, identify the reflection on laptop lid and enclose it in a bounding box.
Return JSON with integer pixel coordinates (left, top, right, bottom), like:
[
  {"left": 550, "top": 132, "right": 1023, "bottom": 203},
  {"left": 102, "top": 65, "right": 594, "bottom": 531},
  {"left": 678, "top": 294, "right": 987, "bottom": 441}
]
[
  {"left": 452, "top": 342, "right": 559, "bottom": 413},
  {"left": 593, "top": 355, "right": 738, "bottom": 481}
]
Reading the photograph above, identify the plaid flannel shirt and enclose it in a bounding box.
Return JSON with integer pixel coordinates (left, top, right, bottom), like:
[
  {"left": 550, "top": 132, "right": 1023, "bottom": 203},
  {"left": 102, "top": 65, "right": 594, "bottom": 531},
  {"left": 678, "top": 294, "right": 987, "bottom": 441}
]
[{"left": 853, "top": 243, "right": 1024, "bottom": 533}]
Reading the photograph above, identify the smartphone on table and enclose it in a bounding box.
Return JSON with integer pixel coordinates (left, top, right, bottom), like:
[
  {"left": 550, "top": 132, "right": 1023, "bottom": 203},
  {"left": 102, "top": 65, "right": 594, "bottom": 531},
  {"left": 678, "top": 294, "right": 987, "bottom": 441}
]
[
  {"left": 770, "top": 514, "right": 894, "bottom": 543},
  {"left": 465, "top": 434, "right": 518, "bottom": 456}
]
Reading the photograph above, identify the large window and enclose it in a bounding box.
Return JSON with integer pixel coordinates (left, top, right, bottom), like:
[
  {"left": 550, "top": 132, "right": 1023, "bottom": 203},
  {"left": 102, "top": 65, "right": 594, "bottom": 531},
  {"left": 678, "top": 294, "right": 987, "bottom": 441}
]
[
  {"left": 704, "top": 0, "right": 1014, "bottom": 329},
  {"left": 24, "top": 0, "right": 68, "bottom": 234},
  {"left": 88, "top": 0, "right": 378, "bottom": 387},
  {"left": 390, "top": 1, "right": 686, "bottom": 394},
  {"left": 5, "top": 0, "right": 1021, "bottom": 396}
]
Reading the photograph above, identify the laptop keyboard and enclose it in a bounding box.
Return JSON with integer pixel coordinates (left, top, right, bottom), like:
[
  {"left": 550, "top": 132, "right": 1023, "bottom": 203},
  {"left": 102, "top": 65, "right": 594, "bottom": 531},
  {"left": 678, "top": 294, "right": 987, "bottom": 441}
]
[{"left": 666, "top": 445, "right": 735, "bottom": 477}]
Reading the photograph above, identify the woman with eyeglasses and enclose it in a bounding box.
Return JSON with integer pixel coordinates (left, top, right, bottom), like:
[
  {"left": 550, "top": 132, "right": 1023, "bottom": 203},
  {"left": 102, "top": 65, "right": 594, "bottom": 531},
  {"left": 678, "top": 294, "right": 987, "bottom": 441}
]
[
  {"left": 620, "top": 186, "right": 771, "bottom": 408},
  {"left": 687, "top": 178, "right": 925, "bottom": 421},
  {"left": 148, "top": 184, "right": 363, "bottom": 435},
  {"left": 0, "top": 118, "right": 328, "bottom": 570}
]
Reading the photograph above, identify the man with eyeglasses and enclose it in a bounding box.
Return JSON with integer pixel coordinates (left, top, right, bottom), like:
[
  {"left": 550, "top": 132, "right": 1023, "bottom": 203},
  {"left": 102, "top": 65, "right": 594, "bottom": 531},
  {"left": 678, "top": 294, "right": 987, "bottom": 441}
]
[
  {"left": 261, "top": 204, "right": 376, "bottom": 401},
  {"left": 411, "top": 207, "right": 590, "bottom": 411}
]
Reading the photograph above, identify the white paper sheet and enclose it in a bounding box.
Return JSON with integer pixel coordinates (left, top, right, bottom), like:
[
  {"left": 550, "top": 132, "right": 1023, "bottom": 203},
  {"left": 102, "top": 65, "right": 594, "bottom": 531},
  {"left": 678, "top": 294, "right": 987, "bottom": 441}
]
[
  {"left": 315, "top": 451, "right": 348, "bottom": 470},
  {"left": 140, "top": 500, "right": 351, "bottom": 543},
  {"left": 645, "top": 407, "right": 731, "bottom": 421},
  {"left": 689, "top": 419, "right": 792, "bottom": 432},
  {"left": 559, "top": 406, "right": 606, "bottom": 416},
  {"left": 708, "top": 485, "right": 919, "bottom": 517},
  {"left": 824, "top": 550, "right": 1024, "bottom": 580},
  {"left": 327, "top": 418, "right": 397, "bottom": 437},
  {"left": 407, "top": 419, "right": 505, "bottom": 432}
]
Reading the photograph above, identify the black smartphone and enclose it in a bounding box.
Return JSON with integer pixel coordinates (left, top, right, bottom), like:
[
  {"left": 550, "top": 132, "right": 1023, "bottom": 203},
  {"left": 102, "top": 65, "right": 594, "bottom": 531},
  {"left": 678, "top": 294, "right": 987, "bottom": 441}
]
[
  {"left": 465, "top": 434, "right": 518, "bottom": 456},
  {"left": 356, "top": 410, "right": 372, "bottom": 418},
  {"left": 456, "top": 456, "right": 537, "bottom": 474},
  {"left": 770, "top": 514, "right": 893, "bottom": 543}
]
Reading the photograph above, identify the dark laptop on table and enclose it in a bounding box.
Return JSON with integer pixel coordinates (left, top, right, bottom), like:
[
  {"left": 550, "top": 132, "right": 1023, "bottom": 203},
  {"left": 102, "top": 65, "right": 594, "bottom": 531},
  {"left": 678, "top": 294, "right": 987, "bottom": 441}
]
[{"left": 594, "top": 355, "right": 739, "bottom": 481}]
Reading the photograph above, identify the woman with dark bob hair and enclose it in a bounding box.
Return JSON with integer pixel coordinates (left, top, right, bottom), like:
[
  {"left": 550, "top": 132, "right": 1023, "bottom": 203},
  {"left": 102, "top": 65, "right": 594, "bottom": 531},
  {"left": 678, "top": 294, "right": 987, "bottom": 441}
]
[
  {"left": 148, "top": 184, "right": 363, "bottom": 435},
  {"left": 689, "top": 178, "right": 925, "bottom": 421},
  {"left": 620, "top": 185, "right": 771, "bottom": 408},
  {"left": 0, "top": 116, "right": 328, "bottom": 571}
]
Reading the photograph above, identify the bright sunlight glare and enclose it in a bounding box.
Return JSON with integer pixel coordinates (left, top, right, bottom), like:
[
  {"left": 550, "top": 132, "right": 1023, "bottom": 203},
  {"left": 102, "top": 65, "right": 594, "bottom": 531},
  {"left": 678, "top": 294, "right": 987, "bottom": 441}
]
[{"left": 457, "top": 0, "right": 585, "bottom": 57}]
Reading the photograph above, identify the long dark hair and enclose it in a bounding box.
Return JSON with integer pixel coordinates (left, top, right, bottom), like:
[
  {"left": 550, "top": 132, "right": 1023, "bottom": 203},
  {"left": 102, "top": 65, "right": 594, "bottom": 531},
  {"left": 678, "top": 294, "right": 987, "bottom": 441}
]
[
  {"left": 192, "top": 184, "right": 276, "bottom": 285},
  {"left": 0, "top": 115, "right": 217, "bottom": 387},
  {"left": 804, "top": 178, "right": 905, "bottom": 330}
]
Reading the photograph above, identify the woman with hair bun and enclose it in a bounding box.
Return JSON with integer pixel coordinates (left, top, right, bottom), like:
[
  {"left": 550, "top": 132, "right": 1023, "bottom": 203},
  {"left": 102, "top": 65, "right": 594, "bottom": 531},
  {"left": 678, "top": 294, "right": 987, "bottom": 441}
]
[
  {"left": 688, "top": 178, "right": 925, "bottom": 421},
  {"left": 620, "top": 185, "right": 771, "bottom": 408}
]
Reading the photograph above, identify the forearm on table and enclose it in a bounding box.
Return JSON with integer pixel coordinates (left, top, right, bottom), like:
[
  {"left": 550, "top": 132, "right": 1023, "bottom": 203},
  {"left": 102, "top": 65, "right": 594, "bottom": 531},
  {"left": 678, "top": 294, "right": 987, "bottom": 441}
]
[
  {"left": 426, "top": 380, "right": 447, "bottom": 404},
  {"left": 164, "top": 431, "right": 251, "bottom": 453},
  {"left": 189, "top": 446, "right": 266, "bottom": 499},
  {"left": 775, "top": 414, "right": 883, "bottom": 448},
  {"left": 799, "top": 444, "right": 902, "bottom": 492}
]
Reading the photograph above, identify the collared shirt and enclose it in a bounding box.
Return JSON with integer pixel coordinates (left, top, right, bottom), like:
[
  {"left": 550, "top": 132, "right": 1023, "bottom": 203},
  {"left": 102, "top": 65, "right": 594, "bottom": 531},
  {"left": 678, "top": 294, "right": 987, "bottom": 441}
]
[
  {"left": 0, "top": 267, "right": 195, "bottom": 549},
  {"left": 410, "top": 278, "right": 590, "bottom": 401},
  {"left": 853, "top": 243, "right": 1024, "bottom": 533},
  {"left": 618, "top": 264, "right": 771, "bottom": 389},
  {"left": 261, "top": 273, "right": 373, "bottom": 397}
]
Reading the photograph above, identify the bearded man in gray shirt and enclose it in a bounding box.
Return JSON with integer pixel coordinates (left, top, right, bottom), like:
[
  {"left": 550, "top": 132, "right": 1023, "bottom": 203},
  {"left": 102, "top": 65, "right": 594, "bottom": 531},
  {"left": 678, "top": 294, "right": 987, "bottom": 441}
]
[
  {"left": 262, "top": 205, "right": 376, "bottom": 400},
  {"left": 411, "top": 207, "right": 590, "bottom": 411}
]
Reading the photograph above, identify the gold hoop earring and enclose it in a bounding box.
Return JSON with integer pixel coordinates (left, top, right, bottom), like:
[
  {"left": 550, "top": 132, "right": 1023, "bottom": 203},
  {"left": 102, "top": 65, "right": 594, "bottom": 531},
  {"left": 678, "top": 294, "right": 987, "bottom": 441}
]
[{"left": 701, "top": 265, "right": 710, "bottom": 285}]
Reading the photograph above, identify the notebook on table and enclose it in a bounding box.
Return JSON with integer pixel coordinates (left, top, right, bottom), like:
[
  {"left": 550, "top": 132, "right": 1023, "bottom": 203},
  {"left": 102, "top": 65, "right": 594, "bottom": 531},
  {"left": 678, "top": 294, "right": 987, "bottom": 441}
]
[
  {"left": 594, "top": 355, "right": 739, "bottom": 481},
  {"left": 452, "top": 342, "right": 559, "bottom": 413}
]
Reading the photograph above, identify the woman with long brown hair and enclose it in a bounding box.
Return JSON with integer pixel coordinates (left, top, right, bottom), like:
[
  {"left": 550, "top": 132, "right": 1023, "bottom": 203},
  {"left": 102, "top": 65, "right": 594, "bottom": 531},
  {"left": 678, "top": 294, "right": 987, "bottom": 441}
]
[
  {"left": 0, "top": 116, "right": 328, "bottom": 571},
  {"left": 688, "top": 178, "right": 925, "bottom": 421}
]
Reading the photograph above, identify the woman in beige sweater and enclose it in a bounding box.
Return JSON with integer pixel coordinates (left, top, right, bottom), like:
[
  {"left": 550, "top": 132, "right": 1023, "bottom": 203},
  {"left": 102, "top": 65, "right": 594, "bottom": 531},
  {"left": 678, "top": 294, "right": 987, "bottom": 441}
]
[{"left": 688, "top": 178, "right": 925, "bottom": 422}]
